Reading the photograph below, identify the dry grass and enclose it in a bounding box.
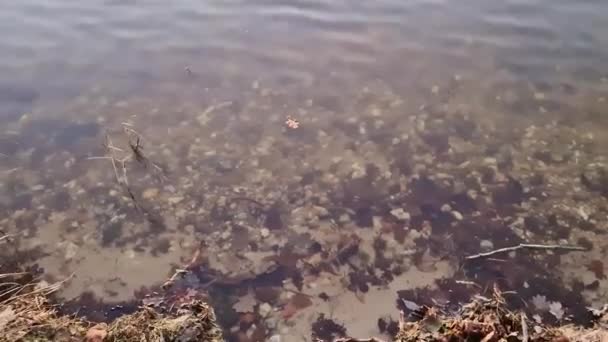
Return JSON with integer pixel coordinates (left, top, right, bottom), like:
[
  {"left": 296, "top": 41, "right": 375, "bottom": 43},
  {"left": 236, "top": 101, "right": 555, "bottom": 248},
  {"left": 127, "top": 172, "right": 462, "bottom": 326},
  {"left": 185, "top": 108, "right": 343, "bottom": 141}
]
[
  {"left": 105, "top": 301, "right": 223, "bottom": 342},
  {"left": 394, "top": 287, "right": 608, "bottom": 342},
  {"left": 0, "top": 235, "right": 223, "bottom": 342},
  {"left": 0, "top": 275, "right": 223, "bottom": 342}
]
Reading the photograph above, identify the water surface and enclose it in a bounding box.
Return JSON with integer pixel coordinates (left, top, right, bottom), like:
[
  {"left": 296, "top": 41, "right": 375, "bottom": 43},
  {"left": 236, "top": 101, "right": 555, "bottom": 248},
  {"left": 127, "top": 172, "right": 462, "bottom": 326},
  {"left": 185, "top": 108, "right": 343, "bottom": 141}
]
[{"left": 2, "top": 0, "right": 608, "bottom": 340}]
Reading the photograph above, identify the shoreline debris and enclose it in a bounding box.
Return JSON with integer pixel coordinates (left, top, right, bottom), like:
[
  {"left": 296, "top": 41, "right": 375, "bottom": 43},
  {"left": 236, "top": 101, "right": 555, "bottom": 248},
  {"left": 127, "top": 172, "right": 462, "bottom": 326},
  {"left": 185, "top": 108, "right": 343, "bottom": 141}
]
[
  {"left": 0, "top": 269, "right": 223, "bottom": 342},
  {"left": 394, "top": 288, "right": 607, "bottom": 342}
]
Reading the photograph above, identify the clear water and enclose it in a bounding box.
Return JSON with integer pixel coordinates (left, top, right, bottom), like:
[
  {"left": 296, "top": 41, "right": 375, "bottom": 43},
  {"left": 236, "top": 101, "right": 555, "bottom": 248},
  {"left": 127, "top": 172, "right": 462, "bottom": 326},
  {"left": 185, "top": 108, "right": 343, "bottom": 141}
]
[{"left": 2, "top": 0, "right": 608, "bottom": 340}]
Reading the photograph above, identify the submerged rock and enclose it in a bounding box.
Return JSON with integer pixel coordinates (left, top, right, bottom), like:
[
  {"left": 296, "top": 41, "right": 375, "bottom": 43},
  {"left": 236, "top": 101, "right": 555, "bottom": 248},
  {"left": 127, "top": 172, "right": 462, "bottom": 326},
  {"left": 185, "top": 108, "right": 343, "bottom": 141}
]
[
  {"left": 479, "top": 240, "right": 494, "bottom": 250},
  {"left": 390, "top": 208, "right": 410, "bottom": 221}
]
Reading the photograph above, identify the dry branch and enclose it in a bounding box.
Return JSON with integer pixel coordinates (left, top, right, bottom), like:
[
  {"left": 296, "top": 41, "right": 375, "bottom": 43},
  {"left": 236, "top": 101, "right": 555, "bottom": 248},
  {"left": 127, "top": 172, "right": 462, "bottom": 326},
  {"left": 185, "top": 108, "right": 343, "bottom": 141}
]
[
  {"left": 465, "top": 243, "right": 586, "bottom": 260},
  {"left": 88, "top": 125, "right": 167, "bottom": 213}
]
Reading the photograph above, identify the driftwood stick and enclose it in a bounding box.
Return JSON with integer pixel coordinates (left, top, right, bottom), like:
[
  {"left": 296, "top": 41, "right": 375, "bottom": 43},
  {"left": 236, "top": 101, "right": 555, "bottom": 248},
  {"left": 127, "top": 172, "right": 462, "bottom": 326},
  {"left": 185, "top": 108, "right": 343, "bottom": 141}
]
[{"left": 465, "top": 243, "right": 586, "bottom": 260}]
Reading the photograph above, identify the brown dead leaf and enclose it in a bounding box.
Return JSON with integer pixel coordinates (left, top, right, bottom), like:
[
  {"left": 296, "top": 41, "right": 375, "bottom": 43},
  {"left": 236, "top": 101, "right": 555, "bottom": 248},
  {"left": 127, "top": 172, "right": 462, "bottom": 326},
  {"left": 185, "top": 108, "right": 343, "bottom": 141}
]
[
  {"left": 587, "top": 260, "right": 606, "bottom": 279},
  {"left": 282, "top": 293, "right": 313, "bottom": 320},
  {"left": 282, "top": 301, "right": 298, "bottom": 320},
  {"left": 291, "top": 293, "right": 313, "bottom": 309}
]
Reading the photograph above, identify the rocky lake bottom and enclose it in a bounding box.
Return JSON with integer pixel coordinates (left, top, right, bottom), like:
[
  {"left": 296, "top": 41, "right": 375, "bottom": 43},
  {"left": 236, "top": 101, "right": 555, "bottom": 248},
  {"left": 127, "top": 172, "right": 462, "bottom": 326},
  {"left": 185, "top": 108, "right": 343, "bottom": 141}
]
[{"left": 3, "top": 72, "right": 608, "bottom": 341}]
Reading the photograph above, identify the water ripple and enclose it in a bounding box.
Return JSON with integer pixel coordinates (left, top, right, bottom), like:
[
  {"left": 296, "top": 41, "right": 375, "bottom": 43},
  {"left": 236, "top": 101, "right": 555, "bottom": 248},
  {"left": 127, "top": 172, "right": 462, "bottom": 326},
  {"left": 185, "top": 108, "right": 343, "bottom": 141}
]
[{"left": 0, "top": 0, "right": 607, "bottom": 97}]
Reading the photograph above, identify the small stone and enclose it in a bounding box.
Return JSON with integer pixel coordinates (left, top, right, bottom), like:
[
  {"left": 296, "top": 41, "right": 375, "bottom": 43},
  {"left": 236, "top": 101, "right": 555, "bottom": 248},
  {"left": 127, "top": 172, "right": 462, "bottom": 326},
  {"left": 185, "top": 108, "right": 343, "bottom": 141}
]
[
  {"left": 260, "top": 228, "right": 270, "bottom": 239},
  {"left": 534, "top": 92, "right": 545, "bottom": 100},
  {"left": 480, "top": 240, "right": 494, "bottom": 250},
  {"left": 390, "top": 208, "right": 410, "bottom": 221},
  {"left": 215, "top": 159, "right": 235, "bottom": 173},
  {"left": 313, "top": 206, "right": 330, "bottom": 218},
  {"left": 358, "top": 125, "right": 366, "bottom": 135},
  {"left": 451, "top": 211, "right": 463, "bottom": 221},
  {"left": 408, "top": 229, "right": 421, "bottom": 240},
  {"left": 235, "top": 211, "right": 248, "bottom": 220},
  {"left": 19, "top": 113, "right": 31, "bottom": 126},
  {"left": 259, "top": 303, "right": 273, "bottom": 317},
  {"left": 64, "top": 242, "right": 79, "bottom": 260},
  {"left": 483, "top": 157, "right": 497, "bottom": 166},
  {"left": 31, "top": 184, "right": 44, "bottom": 191},
  {"left": 268, "top": 335, "right": 281, "bottom": 342},
  {"left": 370, "top": 108, "right": 382, "bottom": 117},
  {"left": 338, "top": 213, "right": 351, "bottom": 224},
  {"left": 440, "top": 204, "right": 452, "bottom": 212},
  {"left": 142, "top": 188, "right": 159, "bottom": 200},
  {"left": 266, "top": 317, "right": 278, "bottom": 329},
  {"left": 168, "top": 196, "right": 184, "bottom": 205},
  {"left": 372, "top": 216, "right": 383, "bottom": 230},
  {"left": 431, "top": 85, "right": 439, "bottom": 94},
  {"left": 416, "top": 119, "right": 425, "bottom": 132},
  {"left": 351, "top": 163, "right": 366, "bottom": 179}
]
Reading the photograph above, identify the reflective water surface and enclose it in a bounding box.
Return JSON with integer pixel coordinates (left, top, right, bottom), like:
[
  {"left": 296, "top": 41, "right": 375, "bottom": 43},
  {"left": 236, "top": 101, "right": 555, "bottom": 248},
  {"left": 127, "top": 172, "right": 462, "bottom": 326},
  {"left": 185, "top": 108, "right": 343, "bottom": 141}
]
[{"left": 2, "top": 0, "right": 608, "bottom": 340}]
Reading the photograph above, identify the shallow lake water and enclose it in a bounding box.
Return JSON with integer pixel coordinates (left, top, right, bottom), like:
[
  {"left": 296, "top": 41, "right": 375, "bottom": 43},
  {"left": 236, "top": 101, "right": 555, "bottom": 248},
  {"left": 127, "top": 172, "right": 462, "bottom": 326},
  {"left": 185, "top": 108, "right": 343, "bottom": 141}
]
[{"left": 2, "top": 0, "right": 608, "bottom": 340}]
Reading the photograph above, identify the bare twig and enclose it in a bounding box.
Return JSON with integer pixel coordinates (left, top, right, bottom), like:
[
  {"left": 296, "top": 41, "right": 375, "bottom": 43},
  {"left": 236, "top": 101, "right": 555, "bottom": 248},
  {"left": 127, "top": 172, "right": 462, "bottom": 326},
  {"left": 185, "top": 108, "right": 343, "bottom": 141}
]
[
  {"left": 521, "top": 313, "right": 529, "bottom": 342},
  {"left": 3, "top": 167, "right": 21, "bottom": 175},
  {"left": 102, "top": 133, "right": 130, "bottom": 185},
  {"left": 0, "top": 272, "right": 28, "bottom": 279},
  {"left": 162, "top": 244, "right": 207, "bottom": 290},
  {"left": 455, "top": 280, "right": 482, "bottom": 289},
  {"left": 162, "top": 269, "right": 188, "bottom": 290},
  {"left": 123, "top": 125, "right": 166, "bottom": 182},
  {"left": 201, "top": 101, "right": 233, "bottom": 117},
  {"left": 1, "top": 274, "right": 73, "bottom": 304},
  {"left": 0, "top": 234, "right": 15, "bottom": 243},
  {"left": 465, "top": 243, "right": 586, "bottom": 260}
]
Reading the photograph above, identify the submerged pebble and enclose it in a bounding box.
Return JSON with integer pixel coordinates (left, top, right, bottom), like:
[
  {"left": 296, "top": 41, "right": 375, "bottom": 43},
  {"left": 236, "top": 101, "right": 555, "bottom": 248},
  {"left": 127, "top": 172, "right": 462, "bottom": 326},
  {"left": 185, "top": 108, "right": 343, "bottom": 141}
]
[
  {"left": 480, "top": 240, "right": 494, "bottom": 250},
  {"left": 390, "top": 208, "right": 410, "bottom": 221},
  {"left": 259, "top": 303, "right": 273, "bottom": 317},
  {"left": 451, "top": 211, "right": 463, "bottom": 221},
  {"left": 143, "top": 188, "right": 159, "bottom": 200},
  {"left": 268, "top": 335, "right": 281, "bottom": 342},
  {"left": 260, "top": 228, "right": 270, "bottom": 239}
]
